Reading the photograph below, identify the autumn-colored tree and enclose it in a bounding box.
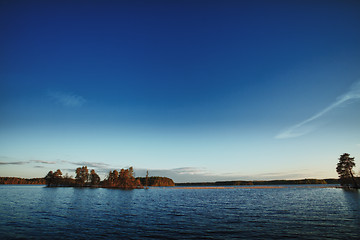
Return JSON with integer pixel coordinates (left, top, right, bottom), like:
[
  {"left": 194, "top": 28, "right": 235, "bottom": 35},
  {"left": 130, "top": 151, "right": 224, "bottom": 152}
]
[
  {"left": 113, "top": 170, "right": 119, "bottom": 179},
  {"left": 336, "top": 153, "right": 359, "bottom": 188},
  {"left": 89, "top": 169, "right": 100, "bottom": 186},
  {"left": 103, "top": 167, "right": 142, "bottom": 189},
  {"left": 53, "top": 169, "right": 62, "bottom": 178},
  {"left": 105, "top": 170, "right": 120, "bottom": 186},
  {"left": 112, "top": 170, "right": 119, "bottom": 185},
  {"left": 75, "top": 166, "right": 89, "bottom": 186},
  {"left": 119, "top": 169, "right": 125, "bottom": 178}
]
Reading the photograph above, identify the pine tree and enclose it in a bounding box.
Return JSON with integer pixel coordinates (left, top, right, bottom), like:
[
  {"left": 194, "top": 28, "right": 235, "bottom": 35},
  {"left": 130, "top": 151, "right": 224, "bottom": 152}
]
[{"left": 336, "top": 153, "right": 358, "bottom": 188}]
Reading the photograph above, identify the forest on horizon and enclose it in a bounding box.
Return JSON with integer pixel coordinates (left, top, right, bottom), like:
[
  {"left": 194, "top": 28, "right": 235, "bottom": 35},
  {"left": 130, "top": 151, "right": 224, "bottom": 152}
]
[{"left": 0, "top": 176, "right": 341, "bottom": 186}]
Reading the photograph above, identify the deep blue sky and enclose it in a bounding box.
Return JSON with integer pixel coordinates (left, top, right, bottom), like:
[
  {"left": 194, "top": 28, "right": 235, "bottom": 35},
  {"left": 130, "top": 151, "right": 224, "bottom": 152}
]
[{"left": 1, "top": 0, "right": 360, "bottom": 182}]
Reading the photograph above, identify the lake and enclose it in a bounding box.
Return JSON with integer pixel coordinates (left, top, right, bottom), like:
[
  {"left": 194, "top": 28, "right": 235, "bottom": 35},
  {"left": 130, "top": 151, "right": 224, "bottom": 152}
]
[{"left": 0, "top": 185, "right": 359, "bottom": 239}]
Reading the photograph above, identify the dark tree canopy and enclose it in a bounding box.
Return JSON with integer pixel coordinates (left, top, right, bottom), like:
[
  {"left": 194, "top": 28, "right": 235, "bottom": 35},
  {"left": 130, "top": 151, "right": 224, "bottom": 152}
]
[
  {"left": 45, "top": 171, "right": 54, "bottom": 186},
  {"left": 89, "top": 169, "right": 100, "bottom": 185},
  {"left": 75, "top": 166, "right": 89, "bottom": 185},
  {"left": 45, "top": 169, "right": 75, "bottom": 187},
  {"left": 336, "top": 153, "right": 358, "bottom": 188}
]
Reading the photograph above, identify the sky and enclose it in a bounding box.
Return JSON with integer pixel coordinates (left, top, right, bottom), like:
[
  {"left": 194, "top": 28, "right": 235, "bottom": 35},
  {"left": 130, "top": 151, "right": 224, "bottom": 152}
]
[{"left": 1, "top": 0, "right": 360, "bottom": 182}]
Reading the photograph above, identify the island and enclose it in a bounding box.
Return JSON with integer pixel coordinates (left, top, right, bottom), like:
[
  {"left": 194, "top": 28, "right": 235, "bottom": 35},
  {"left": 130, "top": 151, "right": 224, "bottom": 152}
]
[{"left": 42, "top": 166, "right": 175, "bottom": 189}]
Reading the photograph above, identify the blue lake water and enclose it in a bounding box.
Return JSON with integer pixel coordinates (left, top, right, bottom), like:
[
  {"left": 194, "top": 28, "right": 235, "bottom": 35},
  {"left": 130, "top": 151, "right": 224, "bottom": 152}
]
[{"left": 0, "top": 185, "right": 359, "bottom": 239}]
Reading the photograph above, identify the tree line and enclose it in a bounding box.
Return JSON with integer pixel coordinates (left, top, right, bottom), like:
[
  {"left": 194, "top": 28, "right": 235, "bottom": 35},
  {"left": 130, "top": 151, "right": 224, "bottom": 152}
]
[
  {"left": 0, "top": 177, "right": 46, "bottom": 185},
  {"left": 176, "top": 179, "right": 331, "bottom": 186},
  {"left": 44, "top": 166, "right": 174, "bottom": 189},
  {"left": 138, "top": 176, "right": 175, "bottom": 187}
]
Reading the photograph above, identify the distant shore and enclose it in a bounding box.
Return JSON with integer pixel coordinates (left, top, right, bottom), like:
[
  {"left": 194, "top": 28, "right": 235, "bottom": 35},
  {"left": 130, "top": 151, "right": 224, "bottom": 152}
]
[
  {"left": 1, "top": 177, "right": 340, "bottom": 186},
  {"left": 175, "top": 178, "right": 340, "bottom": 186}
]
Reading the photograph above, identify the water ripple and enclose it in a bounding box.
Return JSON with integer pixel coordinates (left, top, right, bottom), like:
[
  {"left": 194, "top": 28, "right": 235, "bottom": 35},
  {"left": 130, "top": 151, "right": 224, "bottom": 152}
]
[{"left": 0, "top": 186, "right": 359, "bottom": 239}]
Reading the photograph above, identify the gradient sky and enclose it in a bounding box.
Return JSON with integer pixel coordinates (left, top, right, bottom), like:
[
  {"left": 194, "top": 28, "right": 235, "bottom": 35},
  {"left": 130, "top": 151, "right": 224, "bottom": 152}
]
[{"left": 1, "top": 0, "right": 360, "bottom": 182}]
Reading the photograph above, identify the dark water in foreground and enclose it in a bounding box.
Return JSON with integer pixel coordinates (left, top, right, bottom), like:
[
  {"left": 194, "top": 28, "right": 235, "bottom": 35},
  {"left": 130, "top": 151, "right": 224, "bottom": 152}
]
[{"left": 0, "top": 185, "right": 359, "bottom": 239}]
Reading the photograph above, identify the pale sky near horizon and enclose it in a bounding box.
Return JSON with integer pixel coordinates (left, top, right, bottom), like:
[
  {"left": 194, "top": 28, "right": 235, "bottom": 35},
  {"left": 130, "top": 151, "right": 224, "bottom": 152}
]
[{"left": 1, "top": 0, "right": 360, "bottom": 182}]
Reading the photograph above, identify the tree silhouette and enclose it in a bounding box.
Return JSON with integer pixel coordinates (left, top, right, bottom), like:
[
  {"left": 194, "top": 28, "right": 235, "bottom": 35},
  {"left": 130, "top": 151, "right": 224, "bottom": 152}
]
[
  {"left": 45, "top": 171, "right": 54, "bottom": 186},
  {"left": 336, "top": 153, "right": 359, "bottom": 188},
  {"left": 53, "top": 169, "right": 63, "bottom": 185},
  {"left": 45, "top": 169, "right": 64, "bottom": 186}
]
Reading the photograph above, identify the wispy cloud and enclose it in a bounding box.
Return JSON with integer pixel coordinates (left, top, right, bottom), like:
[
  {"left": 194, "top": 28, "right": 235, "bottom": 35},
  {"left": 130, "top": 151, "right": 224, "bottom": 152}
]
[
  {"left": 133, "top": 167, "right": 319, "bottom": 183},
  {"left": 0, "top": 158, "right": 57, "bottom": 165},
  {"left": 276, "top": 81, "right": 360, "bottom": 139},
  {"left": 63, "top": 160, "right": 110, "bottom": 169},
  {"left": 34, "top": 166, "right": 45, "bottom": 168},
  {"left": 171, "top": 167, "right": 209, "bottom": 175},
  {"left": 30, "top": 160, "right": 57, "bottom": 164},
  {"left": 133, "top": 167, "right": 217, "bottom": 182},
  {"left": 0, "top": 161, "right": 30, "bottom": 165},
  {"left": 250, "top": 171, "right": 311, "bottom": 180},
  {"left": 0, "top": 156, "right": 29, "bottom": 165},
  {"left": 48, "top": 91, "right": 86, "bottom": 107}
]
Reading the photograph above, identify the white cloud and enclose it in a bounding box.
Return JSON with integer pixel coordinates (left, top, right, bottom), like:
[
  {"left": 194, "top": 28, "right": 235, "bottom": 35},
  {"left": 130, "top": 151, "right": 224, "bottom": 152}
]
[
  {"left": 276, "top": 80, "right": 360, "bottom": 139},
  {"left": 48, "top": 91, "right": 86, "bottom": 107}
]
